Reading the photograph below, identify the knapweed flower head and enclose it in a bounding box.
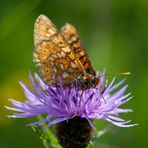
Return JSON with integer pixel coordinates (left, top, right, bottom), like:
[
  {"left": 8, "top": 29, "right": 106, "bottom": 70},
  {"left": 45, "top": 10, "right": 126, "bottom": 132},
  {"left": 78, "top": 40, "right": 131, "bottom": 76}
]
[{"left": 6, "top": 72, "right": 136, "bottom": 128}]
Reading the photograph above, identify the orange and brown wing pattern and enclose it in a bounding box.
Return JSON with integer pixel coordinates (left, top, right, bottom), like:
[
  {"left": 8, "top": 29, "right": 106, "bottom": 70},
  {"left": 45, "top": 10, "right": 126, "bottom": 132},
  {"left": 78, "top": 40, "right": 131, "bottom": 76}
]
[
  {"left": 61, "top": 23, "right": 96, "bottom": 76},
  {"left": 33, "top": 15, "right": 84, "bottom": 85}
]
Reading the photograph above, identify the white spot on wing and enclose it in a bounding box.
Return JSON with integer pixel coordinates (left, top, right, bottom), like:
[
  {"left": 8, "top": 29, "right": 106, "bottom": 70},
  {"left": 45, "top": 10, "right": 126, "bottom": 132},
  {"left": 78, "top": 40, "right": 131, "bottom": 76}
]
[
  {"left": 62, "top": 72, "right": 69, "bottom": 78},
  {"left": 60, "top": 64, "right": 64, "bottom": 70}
]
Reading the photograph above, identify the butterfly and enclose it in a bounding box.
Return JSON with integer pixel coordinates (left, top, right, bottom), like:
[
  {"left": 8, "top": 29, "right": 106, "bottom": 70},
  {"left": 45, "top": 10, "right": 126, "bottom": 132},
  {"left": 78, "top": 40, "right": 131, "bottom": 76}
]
[{"left": 33, "top": 14, "right": 99, "bottom": 89}]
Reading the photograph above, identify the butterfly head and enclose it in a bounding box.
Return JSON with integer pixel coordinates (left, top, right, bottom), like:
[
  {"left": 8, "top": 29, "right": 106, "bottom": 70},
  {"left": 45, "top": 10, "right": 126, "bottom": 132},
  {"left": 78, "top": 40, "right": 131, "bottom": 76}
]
[{"left": 77, "top": 73, "right": 99, "bottom": 89}]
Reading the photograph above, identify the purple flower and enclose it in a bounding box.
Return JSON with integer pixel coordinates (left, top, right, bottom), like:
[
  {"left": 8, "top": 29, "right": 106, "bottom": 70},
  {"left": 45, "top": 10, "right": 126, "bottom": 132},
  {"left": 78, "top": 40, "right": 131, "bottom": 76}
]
[{"left": 6, "top": 72, "right": 137, "bottom": 129}]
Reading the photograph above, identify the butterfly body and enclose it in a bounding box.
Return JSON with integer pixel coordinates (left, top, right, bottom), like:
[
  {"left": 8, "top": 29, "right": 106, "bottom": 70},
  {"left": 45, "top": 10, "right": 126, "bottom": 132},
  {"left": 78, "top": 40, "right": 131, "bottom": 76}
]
[
  {"left": 34, "top": 15, "right": 99, "bottom": 89},
  {"left": 76, "top": 73, "right": 99, "bottom": 89}
]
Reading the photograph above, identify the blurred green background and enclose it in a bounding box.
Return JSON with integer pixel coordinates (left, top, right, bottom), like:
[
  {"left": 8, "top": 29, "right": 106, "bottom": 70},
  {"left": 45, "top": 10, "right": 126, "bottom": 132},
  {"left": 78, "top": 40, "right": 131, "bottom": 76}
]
[{"left": 0, "top": 0, "right": 147, "bottom": 148}]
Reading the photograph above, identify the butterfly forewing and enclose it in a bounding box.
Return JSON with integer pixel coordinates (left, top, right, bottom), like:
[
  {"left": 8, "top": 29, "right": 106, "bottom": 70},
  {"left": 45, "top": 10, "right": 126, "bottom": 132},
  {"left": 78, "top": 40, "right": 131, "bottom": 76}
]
[{"left": 34, "top": 15, "right": 84, "bottom": 85}]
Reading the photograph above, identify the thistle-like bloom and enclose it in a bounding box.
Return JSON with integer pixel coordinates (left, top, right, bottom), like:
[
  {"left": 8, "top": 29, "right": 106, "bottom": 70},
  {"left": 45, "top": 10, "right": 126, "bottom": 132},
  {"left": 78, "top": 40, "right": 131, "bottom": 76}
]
[{"left": 6, "top": 73, "right": 136, "bottom": 128}]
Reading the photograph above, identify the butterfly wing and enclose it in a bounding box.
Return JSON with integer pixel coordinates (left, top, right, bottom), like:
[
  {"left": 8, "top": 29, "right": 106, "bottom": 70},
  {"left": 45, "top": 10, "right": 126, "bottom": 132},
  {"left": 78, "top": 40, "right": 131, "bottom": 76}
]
[
  {"left": 61, "top": 23, "right": 96, "bottom": 76},
  {"left": 34, "top": 15, "right": 84, "bottom": 85}
]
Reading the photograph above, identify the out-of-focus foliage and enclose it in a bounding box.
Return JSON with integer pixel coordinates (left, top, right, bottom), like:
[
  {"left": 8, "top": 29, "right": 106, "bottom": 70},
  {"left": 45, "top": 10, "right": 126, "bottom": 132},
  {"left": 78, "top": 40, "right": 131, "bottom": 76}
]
[{"left": 0, "top": 0, "right": 147, "bottom": 148}]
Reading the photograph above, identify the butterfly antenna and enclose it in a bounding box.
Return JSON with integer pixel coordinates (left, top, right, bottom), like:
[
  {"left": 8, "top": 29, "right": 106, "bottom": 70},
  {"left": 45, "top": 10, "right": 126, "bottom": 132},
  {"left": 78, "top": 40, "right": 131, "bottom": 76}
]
[
  {"left": 99, "top": 71, "right": 131, "bottom": 78},
  {"left": 118, "top": 72, "right": 131, "bottom": 75}
]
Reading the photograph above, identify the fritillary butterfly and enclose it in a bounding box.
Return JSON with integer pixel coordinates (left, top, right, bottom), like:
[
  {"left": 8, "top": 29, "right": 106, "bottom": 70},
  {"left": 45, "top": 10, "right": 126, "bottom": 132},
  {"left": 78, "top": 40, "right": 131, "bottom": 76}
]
[{"left": 33, "top": 15, "right": 99, "bottom": 89}]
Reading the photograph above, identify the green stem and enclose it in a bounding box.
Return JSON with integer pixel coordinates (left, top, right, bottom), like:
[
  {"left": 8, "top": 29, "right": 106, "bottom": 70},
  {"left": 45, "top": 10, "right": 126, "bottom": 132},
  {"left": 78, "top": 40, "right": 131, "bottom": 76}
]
[{"left": 33, "top": 116, "right": 62, "bottom": 148}]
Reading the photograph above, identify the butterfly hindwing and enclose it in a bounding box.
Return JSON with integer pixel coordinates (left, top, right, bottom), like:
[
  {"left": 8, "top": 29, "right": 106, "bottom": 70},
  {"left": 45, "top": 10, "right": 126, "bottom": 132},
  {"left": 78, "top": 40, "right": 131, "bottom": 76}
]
[{"left": 61, "top": 23, "right": 96, "bottom": 76}]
